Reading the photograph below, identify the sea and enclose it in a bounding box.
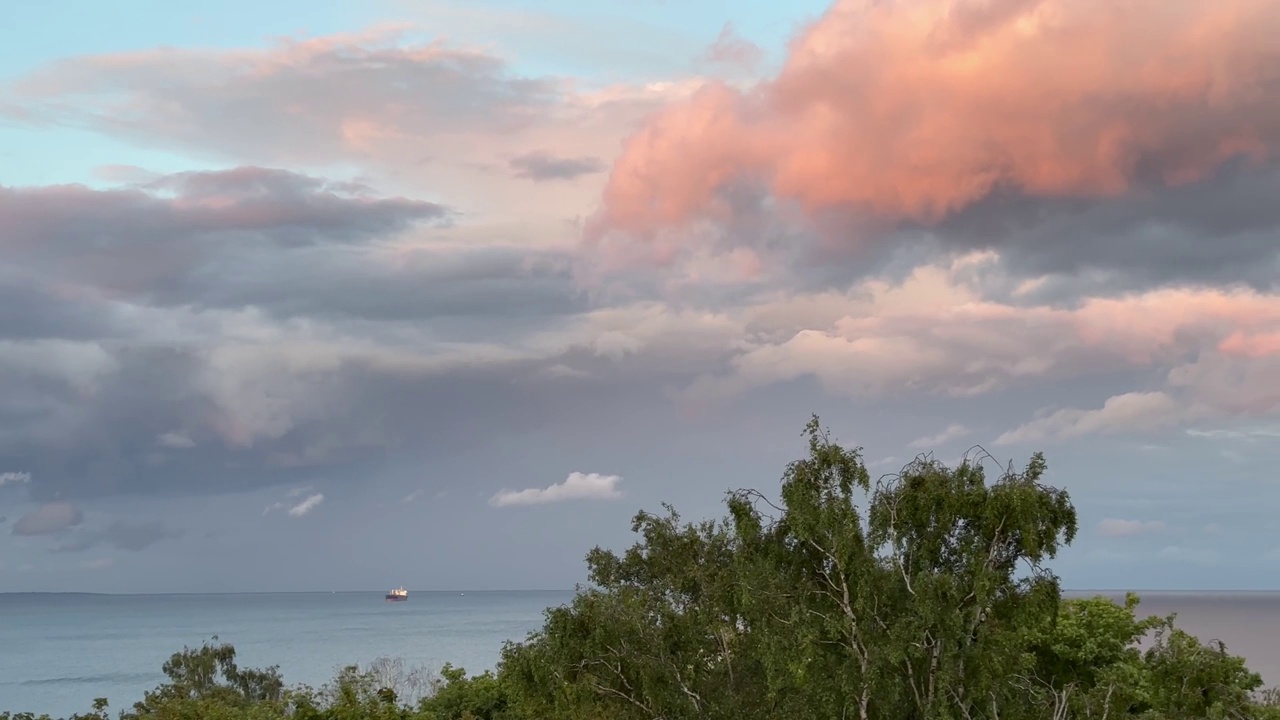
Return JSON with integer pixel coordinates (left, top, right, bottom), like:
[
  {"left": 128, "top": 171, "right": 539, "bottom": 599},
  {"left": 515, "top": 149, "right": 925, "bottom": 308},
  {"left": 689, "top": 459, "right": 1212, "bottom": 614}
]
[
  {"left": 1, "top": 590, "right": 1277, "bottom": 717},
  {"left": 0, "top": 590, "right": 574, "bottom": 717}
]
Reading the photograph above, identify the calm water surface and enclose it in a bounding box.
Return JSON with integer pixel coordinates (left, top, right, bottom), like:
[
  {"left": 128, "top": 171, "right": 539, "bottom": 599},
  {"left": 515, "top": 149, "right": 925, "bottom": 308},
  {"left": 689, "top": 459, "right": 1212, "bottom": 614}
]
[
  {"left": 1065, "top": 591, "right": 1280, "bottom": 687},
  {"left": 2, "top": 590, "right": 1277, "bottom": 716},
  {"left": 0, "top": 590, "right": 572, "bottom": 717}
]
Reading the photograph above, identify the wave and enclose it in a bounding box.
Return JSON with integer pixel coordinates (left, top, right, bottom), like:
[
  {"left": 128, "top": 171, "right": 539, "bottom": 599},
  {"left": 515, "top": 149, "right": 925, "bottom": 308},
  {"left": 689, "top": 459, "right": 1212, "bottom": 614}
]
[{"left": 6, "top": 671, "right": 159, "bottom": 686}]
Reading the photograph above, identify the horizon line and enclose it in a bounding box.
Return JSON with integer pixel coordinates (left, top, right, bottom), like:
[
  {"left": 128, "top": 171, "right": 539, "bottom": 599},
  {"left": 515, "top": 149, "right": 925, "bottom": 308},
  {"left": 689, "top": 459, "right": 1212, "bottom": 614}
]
[
  {"left": 3, "top": 587, "right": 1280, "bottom": 596},
  {"left": 0, "top": 588, "right": 578, "bottom": 596}
]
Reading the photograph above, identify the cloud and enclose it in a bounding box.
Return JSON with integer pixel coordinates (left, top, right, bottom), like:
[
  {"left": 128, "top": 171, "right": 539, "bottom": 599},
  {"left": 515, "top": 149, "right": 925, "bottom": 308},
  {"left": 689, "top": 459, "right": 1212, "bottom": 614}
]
[
  {"left": 0, "top": 164, "right": 614, "bottom": 501},
  {"left": 7, "top": 27, "right": 563, "bottom": 164},
  {"left": 701, "top": 22, "right": 764, "bottom": 71},
  {"left": 908, "top": 424, "right": 970, "bottom": 449},
  {"left": 1186, "top": 426, "right": 1280, "bottom": 441},
  {"left": 685, "top": 258, "right": 1280, "bottom": 407},
  {"left": 603, "top": 0, "right": 1280, "bottom": 227},
  {"left": 587, "top": 0, "right": 1280, "bottom": 288},
  {"left": 265, "top": 493, "right": 326, "bottom": 518},
  {"left": 509, "top": 151, "right": 606, "bottom": 181},
  {"left": 0, "top": 166, "right": 448, "bottom": 307},
  {"left": 1, "top": 25, "right": 696, "bottom": 238},
  {"left": 996, "top": 335, "right": 1280, "bottom": 445},
  {"left": 489, "top": 472, "right": 624, "bottom": 507},
  {"left": 12, "top": 502, "right": 84, "bottom": 536},
  {"left": 0, "top": 8, "right": 1277, "bottom": 563},
  {"left": 156, "top": 432, "right": 195, "bottom": 449},
  {"left": 1, "top": 224, "right": 1275, "bottom": 507},
  {"left": 289, "top": 493, "right": 325, "bottom": 517},
  {"left": 52, "top": 520, "right": 183, "bottom": 553},
  {"left": 0, "top": 471, "right": 31, "bottom": 487},
  {"left": 1097, "top": 518, "right": 1166, "bottom": 538},
  {"left": 995, "top": 392, "right": 1183, "bottom": 445}
]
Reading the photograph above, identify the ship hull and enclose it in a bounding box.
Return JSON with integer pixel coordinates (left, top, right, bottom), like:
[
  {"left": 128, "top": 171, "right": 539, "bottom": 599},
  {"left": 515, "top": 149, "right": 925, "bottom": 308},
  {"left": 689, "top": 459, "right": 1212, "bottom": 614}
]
[{"left": 385, "top": 595, "right": 407, "bottom": 601}]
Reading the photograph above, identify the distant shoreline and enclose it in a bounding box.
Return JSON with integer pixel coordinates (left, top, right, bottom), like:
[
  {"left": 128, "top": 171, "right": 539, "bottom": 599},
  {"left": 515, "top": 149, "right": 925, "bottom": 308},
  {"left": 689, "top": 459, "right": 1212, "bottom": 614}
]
[
  {"left": 0, "top": 589, "right": 577, "bottom": 596},
  {"left": 3, "top": 588, "right": 1279, "bottom": 596}
]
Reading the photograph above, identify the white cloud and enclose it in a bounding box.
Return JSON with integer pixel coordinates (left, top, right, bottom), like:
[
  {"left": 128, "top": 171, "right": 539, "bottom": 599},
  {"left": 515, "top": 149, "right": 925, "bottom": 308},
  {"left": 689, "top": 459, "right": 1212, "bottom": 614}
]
[
  {"left": 0, "top": 471, "right": 31, "bottom": 487},
  {"left": 908, "top": 424, "right": 970, "bottom": 449},
  {"left": 264, "top": 492, "right": 325, "bottom": 517},
  {"left": 155, "top": 431, "right": 195, "bottom": 449},
  {"left": 995, "top": 392, "right": 1183, "bottom": 445},
  {"left": 400, "top": 489, "right": 424, "bottom": 505},
  {"left": 1097, "top": 518, "right": 1166, "bottom": 538},
  {"left": 490, "top": 472, "right": 624, "bottom": 507},
  {"left": 287, "top": 493, "right": 324, "bottom": 517},
  {"left": 1186, "top": 426, "right": 1280, "bottom": 441},
  {"left": 541, "top": 364, "right": 591, "bottom": 379}
]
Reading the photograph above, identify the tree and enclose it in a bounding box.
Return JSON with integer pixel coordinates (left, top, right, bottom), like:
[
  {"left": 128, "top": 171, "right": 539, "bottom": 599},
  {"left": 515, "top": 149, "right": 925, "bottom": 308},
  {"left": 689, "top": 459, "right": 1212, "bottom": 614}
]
[
  {"left": 1018, "top": 592, "right": 1165, "bottom": 716},
  {"left": 502, "top": 503, "right": 759, "bottom": 719},
  {"left": 121, "top": 639, "right": 286, "bottom": 719},
  {"left": 1141, "top": 621, "right": 1265, "bottom": 719},
  {"left": 416, "top": 664, "right": 511, "bottom": 719},
  {"left": 727, "top": 417, "right": 1078, "bottom": 720},
  {"left": 506, "top": 416, "right": 1082, "bottom": 719}
]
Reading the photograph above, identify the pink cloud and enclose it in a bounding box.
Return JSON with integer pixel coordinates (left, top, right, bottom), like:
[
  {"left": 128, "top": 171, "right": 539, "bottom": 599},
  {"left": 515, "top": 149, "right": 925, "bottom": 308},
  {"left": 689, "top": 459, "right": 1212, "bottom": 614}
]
[
  {"left": 7, "top": 27, "right": 699, "bottom": 234},
  {"left": 592, "top": 0, "right": 1280, "bottom": 241},
  {"left": 681, "top": 257, "right": 1280, "bottom": 414},
  {"left": 1218, "top": 330, "right": 1280, "bottom": 358}
]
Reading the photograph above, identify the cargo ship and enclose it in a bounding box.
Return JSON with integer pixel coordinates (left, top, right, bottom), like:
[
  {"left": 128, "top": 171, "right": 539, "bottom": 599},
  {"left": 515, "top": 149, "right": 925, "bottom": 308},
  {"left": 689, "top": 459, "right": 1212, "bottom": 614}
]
[{"left": 385, "top": 586, "right": 408, "bottom": 602}]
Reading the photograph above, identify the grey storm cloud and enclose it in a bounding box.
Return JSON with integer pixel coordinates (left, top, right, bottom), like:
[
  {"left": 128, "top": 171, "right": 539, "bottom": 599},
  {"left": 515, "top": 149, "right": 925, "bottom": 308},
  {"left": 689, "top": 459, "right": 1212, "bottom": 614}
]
[
  {"left": 508, "top": 151, "right": 606, "bottom": 182},
  {"left": 51, "top": 519, "right": 183, "bottom": 553},
  {"left": 651, "top": 159, "right": 1280, "bottom": 306},
  {"left": 0, "top": 275, "right": 115, "bottom": 341},
  {"left": 12, "top": 502, "right": 84, "bottom": 536},
  {"left": 0, "top": 166, "right": 587, "bottom": 325},
  {"left": 178, "top": 242, "right": 584, "bottom": 323},
  {"left": 923, "top": 161, "right": 1280, "bottom": 295},
  {"left": 1, "top": 344, "right": 686, "bottom": 502},
  {"left": 0, "top": 164, "right": 702, "bottom": 502},
  {"left": 0, "top": 166, "right": 448, "bottom": 302}
]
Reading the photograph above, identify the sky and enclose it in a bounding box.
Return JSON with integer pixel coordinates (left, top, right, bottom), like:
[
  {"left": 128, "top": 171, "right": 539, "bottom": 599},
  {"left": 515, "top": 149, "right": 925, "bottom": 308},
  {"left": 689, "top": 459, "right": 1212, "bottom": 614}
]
[{"left": 1, "top": 0, "right": 1279, "bottom": 593}]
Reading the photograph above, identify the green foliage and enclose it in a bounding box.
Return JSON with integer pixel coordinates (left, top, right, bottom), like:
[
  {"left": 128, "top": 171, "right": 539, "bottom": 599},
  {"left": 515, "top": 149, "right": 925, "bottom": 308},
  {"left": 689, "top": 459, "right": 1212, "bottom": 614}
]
[
  {"left": 103, "top": 640, "right": 286, "bottom": 720},
  {"left": 416, "top": 663, "right": 512, "bottom": 719},
  {"left": 6, "top": 415, "right": 1278, "bottom": 720},
  {"left": 1141, "top": 622, "right": 1264, "bottom": 719}
]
